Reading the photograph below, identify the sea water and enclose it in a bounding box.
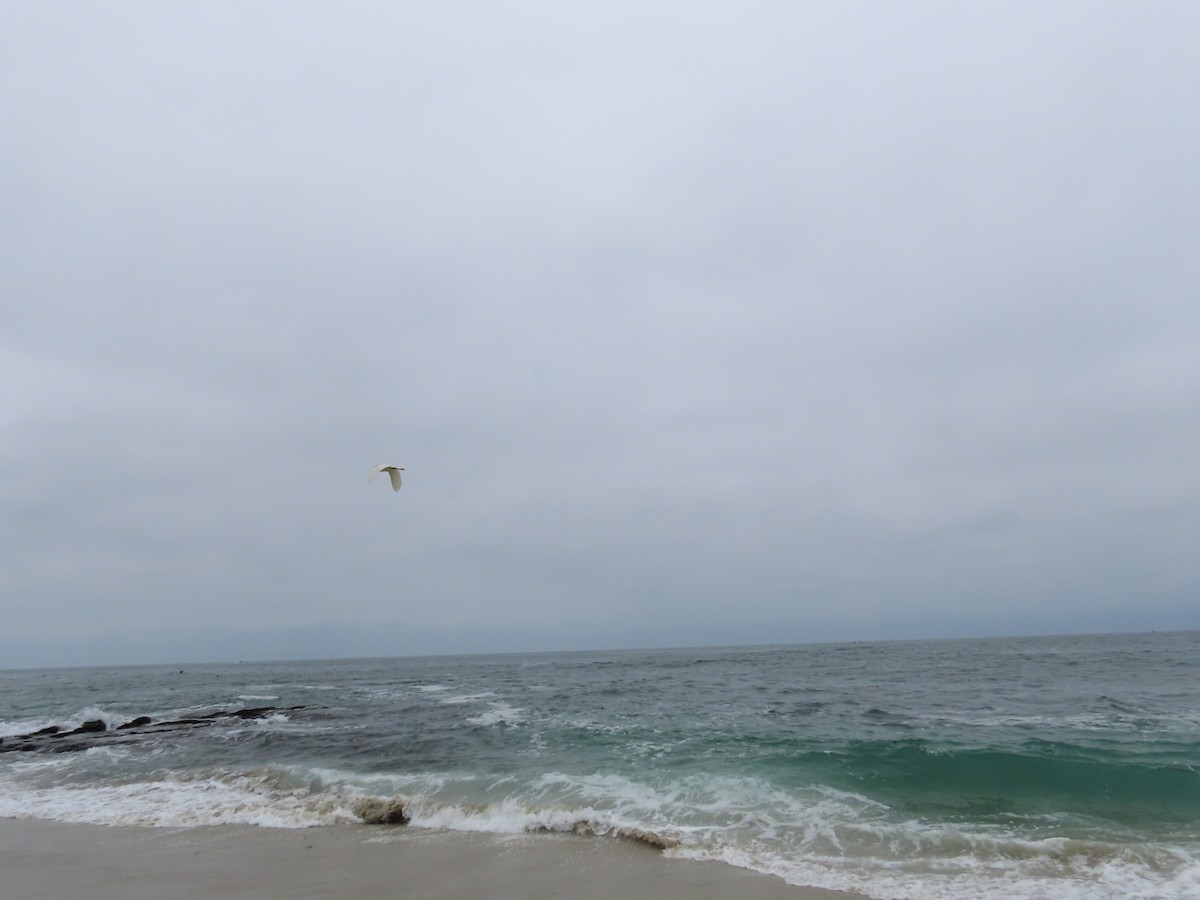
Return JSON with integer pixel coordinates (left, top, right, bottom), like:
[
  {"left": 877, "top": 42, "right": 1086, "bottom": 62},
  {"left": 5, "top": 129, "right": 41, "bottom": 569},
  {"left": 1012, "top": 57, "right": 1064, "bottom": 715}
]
[{"left": 1, "top": 632, "right": 1197, "bottom": 899}]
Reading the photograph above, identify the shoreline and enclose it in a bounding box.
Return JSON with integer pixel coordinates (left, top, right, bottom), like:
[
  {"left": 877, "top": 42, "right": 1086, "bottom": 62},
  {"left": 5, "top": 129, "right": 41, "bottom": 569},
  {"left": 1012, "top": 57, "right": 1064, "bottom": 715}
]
[{"left": 0, "top": 817, "right": 866, "bottom": 900}]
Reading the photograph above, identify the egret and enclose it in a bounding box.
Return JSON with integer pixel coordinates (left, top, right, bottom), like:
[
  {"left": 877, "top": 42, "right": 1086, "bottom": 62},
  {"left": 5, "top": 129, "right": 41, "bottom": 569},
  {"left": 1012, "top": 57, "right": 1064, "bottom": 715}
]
[{"left": 368, "top": 465, "right": 405, "bottom": 491}]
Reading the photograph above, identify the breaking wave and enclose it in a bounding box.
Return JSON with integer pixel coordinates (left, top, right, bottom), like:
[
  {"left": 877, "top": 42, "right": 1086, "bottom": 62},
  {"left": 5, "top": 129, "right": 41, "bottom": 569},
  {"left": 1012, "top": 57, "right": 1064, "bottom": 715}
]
[{"left": 1, "top": 761, "right": 1196, "bottom": 898}]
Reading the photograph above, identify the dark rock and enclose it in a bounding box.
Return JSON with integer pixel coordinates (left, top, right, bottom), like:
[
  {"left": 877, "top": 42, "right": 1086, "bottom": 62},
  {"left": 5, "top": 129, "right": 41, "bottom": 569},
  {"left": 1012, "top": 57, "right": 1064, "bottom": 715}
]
[
  {"left": 354, "top": 797, "right": 409, "bottom": 825},
  {"left": 0, "top": 706, "right": 307, "bottom": 754},
  {"left": 230, "top": 707, "right": 275, "bottom": 719}
]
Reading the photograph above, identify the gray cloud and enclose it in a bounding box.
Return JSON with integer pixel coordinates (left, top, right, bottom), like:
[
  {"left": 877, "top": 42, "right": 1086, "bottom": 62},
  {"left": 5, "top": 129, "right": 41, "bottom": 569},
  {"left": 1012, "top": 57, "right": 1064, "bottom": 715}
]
[{"left": 3, "top": 2, "right": 1198, "bottom": 666}]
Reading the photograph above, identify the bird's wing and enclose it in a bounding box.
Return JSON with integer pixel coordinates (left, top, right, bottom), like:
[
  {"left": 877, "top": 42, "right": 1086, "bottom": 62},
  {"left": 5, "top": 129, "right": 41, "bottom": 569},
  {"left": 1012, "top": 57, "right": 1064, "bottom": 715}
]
[
  {"left": 388, "top": 468, "right": 403, "bottom": 491},
  {"left": 367, "top": 464, "right": 389, "bottom": 483}
]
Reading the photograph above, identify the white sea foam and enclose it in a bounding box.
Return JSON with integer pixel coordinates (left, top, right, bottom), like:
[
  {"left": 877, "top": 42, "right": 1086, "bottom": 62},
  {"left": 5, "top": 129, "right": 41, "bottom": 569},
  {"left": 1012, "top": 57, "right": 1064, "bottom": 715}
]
[
  {"left": 504, "top": 770, "right": 1199, "bottom": 900},
  {"left": 299, "top": 766, "right": 460, "bottom": 800},
  {"left": 674, "top": 838, "right": 1200, "bottom": 900},
  {"left": 465, "top": 703, "right": 525, "bottom": 727},
  {"left": 0, "top": 767, "right": 360, "bottom": 829},
  {"left": 669, "top": 813, "right": 1200, "bottom": 900},
  {"left": 438, "top": 692, "right": 497, "bottom": 706},
  {"left": 249, "top": 713, "right": 292, "bottom": 726},
  {"left": 0, "top": 717, "right": 58, "bottom": 739},
  {"left": 1, "top": 759, "right": 1194, "bottom": 899},
  {"left": 0, "top": 707, "right": 143, "bottom": 739}
]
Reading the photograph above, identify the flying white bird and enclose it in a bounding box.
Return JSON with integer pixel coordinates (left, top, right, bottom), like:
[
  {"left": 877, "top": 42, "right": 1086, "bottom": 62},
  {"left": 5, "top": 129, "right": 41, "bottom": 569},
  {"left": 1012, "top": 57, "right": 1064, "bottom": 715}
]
[{"left": 368, "top": 464, "right": 405, "bottom": 491}]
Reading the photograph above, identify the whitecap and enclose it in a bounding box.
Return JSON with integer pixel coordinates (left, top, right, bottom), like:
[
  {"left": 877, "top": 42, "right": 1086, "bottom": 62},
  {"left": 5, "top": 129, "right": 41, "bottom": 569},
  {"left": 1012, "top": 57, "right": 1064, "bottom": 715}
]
[
  {"left": 466, "top": 704, "right": 524, "bottom": 727},
  {"left": 438, "top": 692, "right": 496, "bottom": 706}
]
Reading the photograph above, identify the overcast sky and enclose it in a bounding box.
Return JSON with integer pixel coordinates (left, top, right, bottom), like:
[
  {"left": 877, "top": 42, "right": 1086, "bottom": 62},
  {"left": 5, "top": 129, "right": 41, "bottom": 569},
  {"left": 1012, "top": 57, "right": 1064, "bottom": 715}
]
[{"left": 3, "top": 2, "right": 1198, "bottom": 667}]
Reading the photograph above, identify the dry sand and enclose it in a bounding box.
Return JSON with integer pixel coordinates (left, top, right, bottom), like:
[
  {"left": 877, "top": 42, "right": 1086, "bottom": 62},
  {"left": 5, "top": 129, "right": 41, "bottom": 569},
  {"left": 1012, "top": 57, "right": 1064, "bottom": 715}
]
[{"left": 0, "top": 817, "right": 867, "bottom": 900}]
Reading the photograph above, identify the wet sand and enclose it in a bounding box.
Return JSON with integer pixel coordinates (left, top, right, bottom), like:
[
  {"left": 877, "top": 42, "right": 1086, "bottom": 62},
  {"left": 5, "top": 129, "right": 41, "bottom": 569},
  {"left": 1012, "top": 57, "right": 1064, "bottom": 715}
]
[{"left": 0, "top": 817, "right": 865, "bottom": 899}]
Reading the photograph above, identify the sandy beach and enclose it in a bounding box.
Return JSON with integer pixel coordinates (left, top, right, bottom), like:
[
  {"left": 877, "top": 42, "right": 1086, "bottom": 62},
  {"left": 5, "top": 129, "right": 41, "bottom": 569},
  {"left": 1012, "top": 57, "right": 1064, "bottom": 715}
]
[{"left": 0, "top": 818, "right": 864, "bottom": 900}]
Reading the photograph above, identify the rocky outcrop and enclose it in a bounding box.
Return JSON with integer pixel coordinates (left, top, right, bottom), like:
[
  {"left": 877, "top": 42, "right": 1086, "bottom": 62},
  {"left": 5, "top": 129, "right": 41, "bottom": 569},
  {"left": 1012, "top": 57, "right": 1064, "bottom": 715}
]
[{"left": 0, "top": 707, "right": 305, "bottom": 754}]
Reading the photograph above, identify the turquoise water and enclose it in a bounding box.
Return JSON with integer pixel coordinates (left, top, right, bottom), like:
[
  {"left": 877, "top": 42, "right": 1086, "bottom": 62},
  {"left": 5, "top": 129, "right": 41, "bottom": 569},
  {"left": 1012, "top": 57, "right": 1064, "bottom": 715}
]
[{"left": 2, "top": 632, "right": 1198, "bottom": 898}]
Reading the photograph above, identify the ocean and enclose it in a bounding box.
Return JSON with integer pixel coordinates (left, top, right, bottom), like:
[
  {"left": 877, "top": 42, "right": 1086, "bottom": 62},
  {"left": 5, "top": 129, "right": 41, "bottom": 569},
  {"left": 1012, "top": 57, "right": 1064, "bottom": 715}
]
[{"left": 1, "top": 631, "right": 1197, "bottom": 899}]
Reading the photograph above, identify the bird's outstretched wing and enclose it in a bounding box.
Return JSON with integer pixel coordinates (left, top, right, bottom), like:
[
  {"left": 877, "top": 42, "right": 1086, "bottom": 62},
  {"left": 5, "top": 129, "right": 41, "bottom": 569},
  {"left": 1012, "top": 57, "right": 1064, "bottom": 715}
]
[{"left": 368, "top": 464, "right": 404, "bottom": 491}]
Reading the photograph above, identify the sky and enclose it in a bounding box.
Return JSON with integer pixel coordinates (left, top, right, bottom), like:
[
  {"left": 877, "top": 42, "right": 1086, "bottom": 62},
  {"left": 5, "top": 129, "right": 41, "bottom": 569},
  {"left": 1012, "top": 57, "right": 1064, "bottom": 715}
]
[{"left": 3, "top": 2, "right": 1198, "bottom": 667}]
